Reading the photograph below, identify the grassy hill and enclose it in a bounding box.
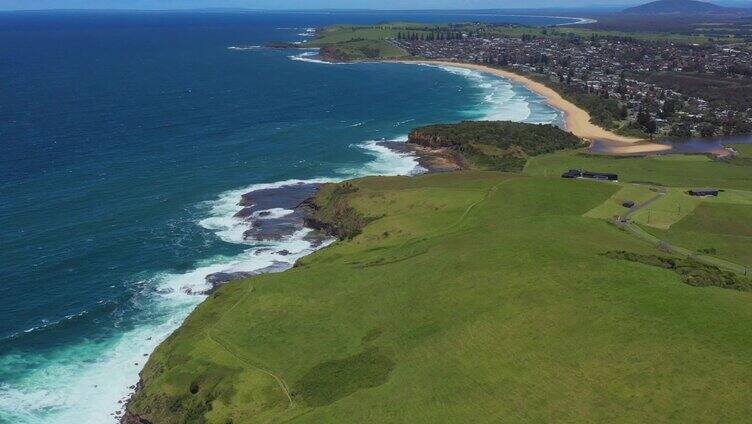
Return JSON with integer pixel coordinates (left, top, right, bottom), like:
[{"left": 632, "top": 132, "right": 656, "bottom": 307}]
[
  {"left": 125, "top": 149, "right": 752, "bottom": 422},
  {"left": 623, "top": 0, "right": 728, "bottom": 14}
]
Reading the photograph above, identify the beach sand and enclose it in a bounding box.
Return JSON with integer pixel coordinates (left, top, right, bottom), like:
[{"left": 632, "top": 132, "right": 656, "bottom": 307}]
[{"left": 400, "top": 60, "right": 673, "bottom": 155}]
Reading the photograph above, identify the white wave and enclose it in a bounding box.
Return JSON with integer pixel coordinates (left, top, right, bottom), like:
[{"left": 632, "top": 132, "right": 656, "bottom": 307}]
[
  {"left": 422, "top": 64, "right": 551, "bottom": 123},
  {"left": 339, "top": 138, "right": 424, "bottom": 178},
  {"left": 0, "top": 305, "right": 193, "bottom": 424},
  {"left": 253, "top": 207, "right": 294, "bottom": 220},
  {"left": 198, "top": 177, "right": 338, "bottom": 245},
  {"left": 0, "top": 228, "right": 328, "bottom": 423},
  {"left": 289, "top": 50, "right": 338, "bottom": 65},
  {"left": 347, "top": 122, "right": 364, "bottom": 127},
  {"left": 227, "top": 45, "right": 261, "bottom": 51},
  {"left": 0, "top": 67, "right": 428, "bottom": 424}
]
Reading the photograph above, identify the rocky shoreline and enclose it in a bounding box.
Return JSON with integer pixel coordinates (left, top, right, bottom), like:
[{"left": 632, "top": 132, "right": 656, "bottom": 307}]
[
  {"left": 379, "top": 140, "right": 465, "bottom": 172},
  {"left": 119, "top": 136, "right": 454, "bottom": 422}
]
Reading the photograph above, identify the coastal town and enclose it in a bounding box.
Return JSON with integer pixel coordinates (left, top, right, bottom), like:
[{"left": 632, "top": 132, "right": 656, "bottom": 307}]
[{"left": 391, "top": 27, "right": 752, "bottom": 139}]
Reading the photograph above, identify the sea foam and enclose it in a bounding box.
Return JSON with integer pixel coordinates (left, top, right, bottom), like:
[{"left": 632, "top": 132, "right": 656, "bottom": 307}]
[
  {"left": 422, "top": 64, "right": 533, "bottom": 123},
  {"left": 289, "top": 50, "right": 340, "bottom": 65},
  {"left": 0, "top": 132, "right": 422, "bottom": 424}
]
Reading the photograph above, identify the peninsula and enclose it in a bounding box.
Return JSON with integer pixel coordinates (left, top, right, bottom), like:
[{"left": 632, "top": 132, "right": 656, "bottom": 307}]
[
  {"left": 123, "top": 15, "right": 752, "bottom": 424},
  {"left": 307, "top": 20, "right": 751, "bottom": 156},
  {"left": 123, "top": 119, "right": 752, "bottom": 423}
]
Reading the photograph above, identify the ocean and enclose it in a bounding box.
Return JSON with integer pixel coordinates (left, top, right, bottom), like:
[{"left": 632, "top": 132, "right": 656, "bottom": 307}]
[{"left": 0, "top": 10, "right": 566, "bottom": 423}]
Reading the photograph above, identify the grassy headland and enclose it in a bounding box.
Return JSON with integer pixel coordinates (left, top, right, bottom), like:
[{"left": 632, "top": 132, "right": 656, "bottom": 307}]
[
  {"left": 306, "top": 23, "right": 719, "bottom": 61},
  {"left": 305, "top": 24, "right": 424, "bottom": 60},
  {"left": 408, "top": 121, "right": 583, "bottom": 171},
  {"left": 125, "top": 121, "right": 752, "bottom": 422}
]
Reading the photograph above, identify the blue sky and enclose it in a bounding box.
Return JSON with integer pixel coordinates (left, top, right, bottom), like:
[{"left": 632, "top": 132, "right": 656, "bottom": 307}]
[
  {"left": 0, "top": 0, "right": 648, "bottom": 11},
  {"left": 0, "top": 0, "right": 749, "bottom": 10}
]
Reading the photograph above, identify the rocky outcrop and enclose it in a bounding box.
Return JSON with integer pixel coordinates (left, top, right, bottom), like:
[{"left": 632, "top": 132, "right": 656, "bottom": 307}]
[
  {"left": 318, "top": 45, "right": 351, "bottom": 62},
  {"left": 407, "top": 129, "right": 451, "bottom": 149},
  {"left": 380, "top": 140, "right": 465, "bottom": 172},
  {"left": 201, "top": 261, "right": 292, "bottom": 295},
  {"left": 121, "top": 411, "right": 152, "bottom": 424}
]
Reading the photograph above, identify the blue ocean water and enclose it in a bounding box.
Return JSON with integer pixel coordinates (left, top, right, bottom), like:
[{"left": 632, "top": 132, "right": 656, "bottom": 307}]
[{"left": 0, "top": 11, "right": 564, "bottom": 422}]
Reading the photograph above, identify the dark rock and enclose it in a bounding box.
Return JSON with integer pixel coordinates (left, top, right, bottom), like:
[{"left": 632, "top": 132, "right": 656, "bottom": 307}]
[
  {"left": 121, "top": 411, "right": 153, "bottom": 424},
  {"left": 200, "top": 262, "right": 292, "bottom": 295},
  {"left": 238, "top": 183, "right": 319, "bottom": 210},
  {"left": 233, "top": 207, "right": 255, "bottom": 219},
  {"left": 205, "top": 271, "right": 259, "bottom": 285},
  {"left": 276, "top": 250, "right": 291, "bottom": 256},
  {"left": 242, "top": 214, "right": 304, "bottom": 241}
]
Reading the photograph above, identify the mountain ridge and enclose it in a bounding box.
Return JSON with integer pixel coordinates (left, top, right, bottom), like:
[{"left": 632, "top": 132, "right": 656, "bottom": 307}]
[{"left": 623, "top": 0, "right": 729, "bottom": 14}]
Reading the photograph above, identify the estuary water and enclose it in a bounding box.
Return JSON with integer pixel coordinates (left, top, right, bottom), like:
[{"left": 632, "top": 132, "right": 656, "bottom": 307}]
[{"left": 0, "top": 10, "right": 566, "bottom": 422}]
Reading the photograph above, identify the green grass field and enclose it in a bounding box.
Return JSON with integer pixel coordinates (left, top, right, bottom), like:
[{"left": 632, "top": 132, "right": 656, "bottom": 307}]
[
  {"left": 309, "top": 24, "right": 434, "bottom": 45},
  {"left": 529, "top": 148, "right": 752, "bottom": 270},
  {"left": 524, "top": 149, "right": 752, "bottom": 191},
  {"left": 307, "top": 24, "right": 434, "bottom": 60},
  {"left": 584, "top": 183, "right": 658, "bottom": 220},
  {"left": 311, "top": 23, "right": 716, "bottom": 47},
  {"left": 648, "top": 203, "right": 752, "bottom": 267},
  {"left": 126, "top": 171, "right": 752, "bottom": 423}
]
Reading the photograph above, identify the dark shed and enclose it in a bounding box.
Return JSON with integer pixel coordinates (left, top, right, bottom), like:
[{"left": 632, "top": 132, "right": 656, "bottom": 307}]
[{"left": 688, "top": 188, "right": 719, "bottom": 197}]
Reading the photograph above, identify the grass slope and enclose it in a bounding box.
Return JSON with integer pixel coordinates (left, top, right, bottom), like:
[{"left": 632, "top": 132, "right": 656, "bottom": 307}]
[
  {"left": 127, "top": 171, "right": 752, "bottom": 423},
  {"left": 649, "top": 203, "right": 752, "bottom": 267},
  {"left": 525, "top": 149, "right": 752, "bottom": 190}
]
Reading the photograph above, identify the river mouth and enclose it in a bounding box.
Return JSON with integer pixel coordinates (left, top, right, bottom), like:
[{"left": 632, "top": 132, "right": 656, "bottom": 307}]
[{"left": 590, "top": 134, "right": 752, "bottom": 156}]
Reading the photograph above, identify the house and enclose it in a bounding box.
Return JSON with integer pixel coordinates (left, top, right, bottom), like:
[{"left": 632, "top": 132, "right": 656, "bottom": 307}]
[
  {"left": 561, "top": 169, "right": 582, "bottom": 179},
  {"left": 561, "top": 169, "right": 618, "bottom": 181},
  {"left": 688, "top": 188, "right": 719, "bottom": 197},
  {"left": 581, "top": 171, "right": 618, "bottom": 181}
]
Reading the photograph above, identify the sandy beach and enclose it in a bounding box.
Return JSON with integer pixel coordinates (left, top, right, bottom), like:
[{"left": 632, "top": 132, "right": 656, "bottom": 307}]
[{"left": 400, "top": 60, "right": 673, "bottom": 154}]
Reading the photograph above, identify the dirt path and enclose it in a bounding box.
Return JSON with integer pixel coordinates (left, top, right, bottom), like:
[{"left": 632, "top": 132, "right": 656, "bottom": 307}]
[
  {"left": 614, "top": 187, "right": 749, "bottom": 275},
  {"left": 207, "top": 284, "right": 296, "bottom": 409}
]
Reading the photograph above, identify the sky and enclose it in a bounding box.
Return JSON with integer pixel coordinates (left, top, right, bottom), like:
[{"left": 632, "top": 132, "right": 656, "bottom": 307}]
[
  {"left": 0, "top": 0, "right": 749, "bottom": 10},
  {"left": 0, "top": 0, "right": 648, "bottom": 11}
]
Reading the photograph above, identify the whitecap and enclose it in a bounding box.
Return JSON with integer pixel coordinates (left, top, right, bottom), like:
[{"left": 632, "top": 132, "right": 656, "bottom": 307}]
[
  {"left": 0, "top": 64, "right": 427, "bottom": 424},
  {"left": 289, "top": 50, "right": 339, "bottom": 65},
  {"left": 339, "top": 138, "right": 424, "bottom": 177},
  {"left": 227, "top": 45, "right": 261, "bottom": 51},
  {"left": 420, "top": 63, "right": 568, "bottom": 124}
]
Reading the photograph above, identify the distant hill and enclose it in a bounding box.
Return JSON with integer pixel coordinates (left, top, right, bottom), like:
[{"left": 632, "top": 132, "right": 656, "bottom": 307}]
[{"left": 623, "top": 0, "right": 728, "bottom": 14}]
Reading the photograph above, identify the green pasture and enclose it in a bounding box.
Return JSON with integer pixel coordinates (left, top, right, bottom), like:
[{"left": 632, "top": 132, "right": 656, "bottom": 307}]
[
  {"left": 524, "top": 149, "right": 752, "bottom": 191},
  {"left": 126, "top": 172, "right": 752, "bottom": 423}
]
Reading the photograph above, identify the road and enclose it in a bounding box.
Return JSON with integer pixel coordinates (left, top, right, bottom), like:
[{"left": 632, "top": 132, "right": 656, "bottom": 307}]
[{"left": 614, "top": 187, "right": 750, "bottom": 276}]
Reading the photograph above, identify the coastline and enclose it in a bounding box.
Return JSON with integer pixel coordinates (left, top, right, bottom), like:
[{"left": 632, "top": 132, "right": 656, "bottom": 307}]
[{"left": 394, "top": 60, "right": 674, "bottom": 155}]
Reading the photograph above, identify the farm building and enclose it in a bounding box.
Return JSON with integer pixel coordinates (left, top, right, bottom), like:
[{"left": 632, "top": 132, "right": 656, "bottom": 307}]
[
  {"left": 688, "top": 188, "right": 719, "bottom": 197},
  {"left": 561, "top": 169, "right": 618, "bottom": 181}
]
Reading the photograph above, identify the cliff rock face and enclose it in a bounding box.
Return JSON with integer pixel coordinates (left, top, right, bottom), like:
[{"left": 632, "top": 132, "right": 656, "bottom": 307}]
[
  {"left": 317, "top": 45, "right": 350, "bottom": 62},
  {"left": 407, "top": 130, "right": 449, "bottom": 149},
  {"left": 121, "top": 411, "right": 152, "bottom": 424}
]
